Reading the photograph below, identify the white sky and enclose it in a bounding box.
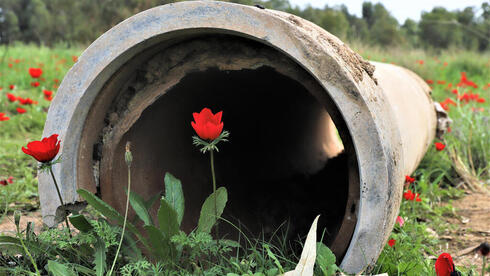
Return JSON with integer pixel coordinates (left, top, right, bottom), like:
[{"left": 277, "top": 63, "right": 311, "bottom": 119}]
[{"left": 288, "top": 0, "right": 488, "bottom": 23}]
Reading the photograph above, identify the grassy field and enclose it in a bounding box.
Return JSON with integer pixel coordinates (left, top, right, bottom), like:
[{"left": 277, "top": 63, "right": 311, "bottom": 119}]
[{"left": 0, "top": 44, "right": 488, "bottom": 275}]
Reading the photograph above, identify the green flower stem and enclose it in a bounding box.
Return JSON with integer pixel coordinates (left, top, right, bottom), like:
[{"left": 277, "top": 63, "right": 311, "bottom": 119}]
[
  {"left": 108, "top": 162, "right": 131, "bottom": 276},
  {"left": 0, "top": 193, "right": 7, "bottom": 223},
  {"left": 16, "top": 217, "right": 40, "bottom": 276},
  {"left": 482, "top": 256, "right": 486, "bottom": 276},
  {"left": 210, "top": 150, "right": 219, "bottom": 240},
  {"left": 49, "top": 167, "right": 72, "bottom": 238}
]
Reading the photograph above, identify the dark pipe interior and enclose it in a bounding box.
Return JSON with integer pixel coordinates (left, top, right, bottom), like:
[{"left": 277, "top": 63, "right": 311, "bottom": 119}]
[{"left": 112, "top": 65, "right": 350, "bottom": 251}]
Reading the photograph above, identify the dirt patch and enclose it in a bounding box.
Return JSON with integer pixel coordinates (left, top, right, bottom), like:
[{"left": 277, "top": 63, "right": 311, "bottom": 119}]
[
  {"left": 0, "top": 209, "right": 44, "bottom": 236},
  {"left": 441, "top": 190, "right": 490, "bottom": 272}
]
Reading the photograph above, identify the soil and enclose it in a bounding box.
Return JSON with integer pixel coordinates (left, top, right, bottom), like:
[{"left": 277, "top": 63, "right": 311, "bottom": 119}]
[
  {"left": 440, "top": 190, "right": 490, "bottom": 273},
  {"left": 0, "top": 209, "right": 44, "bottom": 236}
]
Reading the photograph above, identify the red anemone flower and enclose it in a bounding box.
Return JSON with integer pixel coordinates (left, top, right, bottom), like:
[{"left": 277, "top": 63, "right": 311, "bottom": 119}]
[
  {"left": 31, "top": 81, "right": 40, "bottom": 87},
  {"left": 415, "top": 193, "right": 422, "bottom": 202},
  {"left": 0, "top": 180, "right": 7, "bottom": 186},
  {"left": 191, "top": 108, "right": 224, "bottom": 140},
  {"left": 22, "top": 134, "right": 61, "bottom": 163},
  {"left": 44, "top": 90, "right": 54, "bottom": 101},
  {"left": 9, "top": 84, "right": 15, "bottom": 90},
  {"left": 403, "top": 189, "right": 415, "bottom": 201},
  {"left": 7, "top": 176, "right": 14, "bottom": 184},
  {"left": 0, "top": 113, "right": 10, "bottom": 121},
  {"left": 435, "top": 253, "right": 457, "bottom": 276},
  {"left": 405, "top": 175, "right": 415, "bottom": 184},
  {"left": 456, "top": 72, "right": 478, "bottom": 89},
  {"left": 435, "top": 142, "right": 445, "bottom": 151},
  {"left": 426, "top": 79, "right": 434, "bottom": 85},
  {"left": 388, "top": 239, "right": 396, "bottom": 247},
  {"left": 458, "top": 93, "right": 470, "bottom": 103},
  {"left": 28, "top": 67, "right": 43, "bottom": 78},
  {"left": 16, "top": 107, "right": 26, "bottom": 114},
  {"left": 440, "top": 98, "right": 457, "bottom": 111},
  {"left": 18, "top": 97, "right": 36, "bottom": 105},
  {"left": 6, "top": 93, "right": 17, "bottom": 102}
]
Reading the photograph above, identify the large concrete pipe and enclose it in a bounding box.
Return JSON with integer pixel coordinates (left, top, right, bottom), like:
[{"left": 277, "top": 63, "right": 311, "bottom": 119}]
[{"left": 39, "top": 1, "right": 437, "bottom": 273}]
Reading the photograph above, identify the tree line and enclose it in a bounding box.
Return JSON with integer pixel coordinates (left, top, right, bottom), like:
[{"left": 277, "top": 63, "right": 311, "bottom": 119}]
[{"left": 0, "top": 0, "right": 489, "bottom": 51}]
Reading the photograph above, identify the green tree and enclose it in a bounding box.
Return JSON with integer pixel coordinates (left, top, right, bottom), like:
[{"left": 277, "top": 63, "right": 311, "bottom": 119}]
[
  {"left": 0, "top": 8, "right": 20, "bottom": 44},
  {"left": 362, "top": 2, "right": 374, "bottom": 27},
  {"left": 401, "top": 19, "right": 419, "bottom": 47},
  {"left": 319, "top": 8, "right": 349, "bottom": 39},
  {"left": 456, "top": 7, "right": 479, "bottom": 50},
  {"left": 24, "top": 0, "right": 51, "bottom": 44},
  {"left": 419, "top": 7, "right": 463, "bottom": 49},
  {"left": 362, "top": 3, "right": 401, "bottom": 46},
  {"left": 341, "top": 4, "right": 370, "bottom": 42}
]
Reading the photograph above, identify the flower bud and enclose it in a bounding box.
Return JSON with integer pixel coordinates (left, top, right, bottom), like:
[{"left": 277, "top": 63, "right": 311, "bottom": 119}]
[
  {"left": 125, "top": 142, "right": 133, "bottom": 167},
  {"left": 14, "top": 211, "right": 21, "bottom": 228}
]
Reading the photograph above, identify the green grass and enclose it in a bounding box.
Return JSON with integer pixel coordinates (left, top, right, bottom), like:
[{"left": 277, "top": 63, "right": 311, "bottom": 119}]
[
  {"left": 0, "top": 44, "right": 81, "bottom": 212},
  {"left": 0, "top": 44, "right": 489, "bottom": 275},
  {"left": 354, "top": 44, "right": 489, "bottom": 275}
]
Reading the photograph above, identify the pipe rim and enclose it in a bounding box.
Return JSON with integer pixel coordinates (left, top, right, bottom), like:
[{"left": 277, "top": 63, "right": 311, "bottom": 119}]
[{"left": 40, "top": 1, "right": 403, "bottom": 273}]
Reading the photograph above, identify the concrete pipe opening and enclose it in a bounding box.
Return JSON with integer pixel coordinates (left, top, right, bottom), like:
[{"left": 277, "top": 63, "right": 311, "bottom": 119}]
[
  {"left": 84, "top": 35, "right": 358, "bottom": 261},
  {"left": 40, "top": 1, "right": 437, "bottom": 273}
]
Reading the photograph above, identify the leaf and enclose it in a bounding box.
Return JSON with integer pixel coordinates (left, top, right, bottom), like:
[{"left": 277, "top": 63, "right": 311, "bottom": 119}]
[
  {"left": 144, "top": 225, "right": 171, "bottom": 260},
  {"left": 264, "top": 244, "right": 284, "bottom": 273},
  {"left": 0, "top": 236, "right": 23, "bottom": 254},
  {"left": 282, "top": 215, "right": 320, "bottom": 276},
  {"left": 93, "top": 237, "right": 106, "bottom": 276},
  {"left": 77, "top": 189, "right": 125, "bottom": 223},
  {"left": 47, "top": 260, "right": 76, "bottom": 276},
  {"left": 220, "top": 239, "right": 241, "bottom": 248},
  {"left": 164, "top": 173, "right": 185, "bottom": 226},
  {"left": 266, "top": 269, "right": 280, "bottom": 276},
  {"left": 144, "top": 192, "right": 161, "bottom": 210},
  {"left": 120, "top": 232, "right": 143, "bottom": 260},
  {"left": 316, "top": 242, "right": 338, "bottom": 276},
  {"left": 157, "top": 198, "right": 180, "bottom": 238},
  {"left": 26, "top": 222, "right": 35, "bottom": 241},
  {"left": 77, "top": 189, "right": 150, "bottom": 250},
  {"left": 128, "top": 191, "right": 152, "bottom": 226},
  {"left": 69, "top": 214, "right": 94, "bottom": 233},
  {"left": 197, "top": 187, "right": 228, "bottom": 234},
  {"left": 72, "top": 264, "right": 96, "bottom": 275}
]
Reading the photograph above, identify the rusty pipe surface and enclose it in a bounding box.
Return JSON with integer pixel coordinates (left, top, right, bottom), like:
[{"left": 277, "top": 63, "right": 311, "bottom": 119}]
[{"left": 39, "top": 1, "right": 437, "bottom": 273}]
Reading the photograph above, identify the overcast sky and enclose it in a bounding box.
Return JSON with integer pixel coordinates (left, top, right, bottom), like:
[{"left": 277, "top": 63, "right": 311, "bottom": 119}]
[{"left": 288, "top": 0, "right": 488, "bottom": 23}]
